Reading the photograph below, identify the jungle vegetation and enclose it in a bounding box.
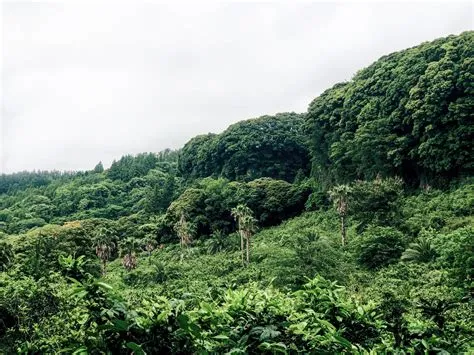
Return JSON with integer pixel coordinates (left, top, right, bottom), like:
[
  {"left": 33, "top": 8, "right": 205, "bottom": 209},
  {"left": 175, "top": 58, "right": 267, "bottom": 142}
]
[{"left": 0, "top": 31, "right": 473, "bottom": 354}]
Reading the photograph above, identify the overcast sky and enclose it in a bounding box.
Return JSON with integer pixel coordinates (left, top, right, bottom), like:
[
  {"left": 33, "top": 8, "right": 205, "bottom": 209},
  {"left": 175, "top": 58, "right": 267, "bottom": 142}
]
[{"left": 1, "top": 1, "right": 472, "bottom": 173}]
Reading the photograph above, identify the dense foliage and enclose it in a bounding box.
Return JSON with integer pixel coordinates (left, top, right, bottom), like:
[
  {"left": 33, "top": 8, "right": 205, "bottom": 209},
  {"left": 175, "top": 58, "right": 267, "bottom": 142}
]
[
  {"left": 1, "top": 32, "right": 473, "bottom": 353},
  {"left": 305, "top": 31, "right": 473, "bottom": 187},
  {"left": 178, "top": 113, "right": 310, "bottom": 182}
]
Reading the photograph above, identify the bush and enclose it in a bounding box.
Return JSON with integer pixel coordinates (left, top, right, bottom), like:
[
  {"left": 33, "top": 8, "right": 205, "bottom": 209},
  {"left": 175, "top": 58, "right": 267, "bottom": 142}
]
[
  {"left": 353, "top": 226, "right": 407, "bottom": 270},
  {"left": 433, "top": 226, "right": 474, "bottom": 287},
  {"left": 350, "top": 177, "right": 404, "bottom": 232}
]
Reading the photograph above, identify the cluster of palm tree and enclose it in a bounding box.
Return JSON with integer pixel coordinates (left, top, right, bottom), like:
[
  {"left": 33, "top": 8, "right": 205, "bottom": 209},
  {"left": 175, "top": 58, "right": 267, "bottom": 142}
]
[
  {"left": 170, "top": 206, "right": 257, "bottom": 266},
  {"left": 93, "top": 228, "right": 144, "bottom": 274},
  {"left": 91, "top": 206, "right": 258, "bottom": 275}
]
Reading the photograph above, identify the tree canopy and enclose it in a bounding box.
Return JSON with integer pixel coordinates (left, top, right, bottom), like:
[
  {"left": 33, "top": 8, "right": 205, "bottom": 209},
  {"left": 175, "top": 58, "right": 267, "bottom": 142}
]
[
  {"left": 305, "top": 31, "right": 473, "bottom": 187},
  {"left": 179, "top": 113, "right": 310, "bottom": 182}
]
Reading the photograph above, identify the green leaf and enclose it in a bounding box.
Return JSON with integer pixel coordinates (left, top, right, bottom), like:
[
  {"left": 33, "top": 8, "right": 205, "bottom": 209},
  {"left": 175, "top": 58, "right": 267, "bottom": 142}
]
[
  {"left": 96, "top": 281, "right": 113, "bottom": 290},
  {"left": 333, "top": 334, "right": 353, "bottom": 349},
  {"left": 126, "top": 342, "right": 146, "bottom": 355},
  {"left": 112, "top": 319, "right": 129, "bottom": 331},
  {"left": 72, "top": 346, "right": 88, "bottom": 355}
]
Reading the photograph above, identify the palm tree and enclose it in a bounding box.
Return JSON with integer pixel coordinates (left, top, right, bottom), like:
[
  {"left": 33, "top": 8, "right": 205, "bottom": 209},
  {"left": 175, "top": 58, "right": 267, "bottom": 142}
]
[
  {"left": 241, "top": 214, "right": 257, "bottom": 265},
  {"left": 231, "top": 205, "right": 257, "bottom": 266},
  {"left": 174, "top": 214, "right": 196, "bottom": 248},
  {"left": 119, "top": 237, "right": 138, "bottom": 272},
  {"left": 328, "top": 184, "right": 352, "bottom": 246},
  {"left": 401, "top": 238, "right": 437, "bottom": 263},
  {"left": 204, "top": 230, "right": 227, "bottom": 254},
  {"left": 93, "top": 227, "right": 116, "bottom": 276},
  {"left": 143, "top": 236, "right": 157, "bottom": 256}
]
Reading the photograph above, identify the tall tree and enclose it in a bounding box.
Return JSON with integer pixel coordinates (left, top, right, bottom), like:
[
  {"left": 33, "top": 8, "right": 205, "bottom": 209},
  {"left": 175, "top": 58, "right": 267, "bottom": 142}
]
[
  {"left": 328, "top": 185, "right": 352, "bottom": 246},
  {"left": 231, "top": 205, "right": 257, "bottom": 265},
  {"left": 178, "top": 113, "right": 310, "bottom": 182},
  {"left": 174, "top": 214, "right": 196, "bottom": 248},
  {"left": 119, "top": 237, "right": 138, "bottom": 272},
  {"left": 93, "top": 227, "right": 116, "bottom": 275},
  {"left": 93, "top": 161, "right": 104, "bottom": 173}
]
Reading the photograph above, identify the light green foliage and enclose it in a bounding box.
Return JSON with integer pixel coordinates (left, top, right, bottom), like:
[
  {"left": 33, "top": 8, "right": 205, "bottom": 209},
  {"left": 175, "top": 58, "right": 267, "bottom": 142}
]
[
  {"left": 1, "top": 174, "right": 472, "bottom": 354},
  {"left": 401, "top": 180, "right": 473, "bottom": 235}
]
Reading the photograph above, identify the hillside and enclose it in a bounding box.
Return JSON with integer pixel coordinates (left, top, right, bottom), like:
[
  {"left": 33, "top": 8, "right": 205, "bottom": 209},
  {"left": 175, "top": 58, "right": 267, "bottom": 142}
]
[
  {"left": 306, "top": 31, "right": 473, "bottom": 187},
  {"left": 0, "top": 32, "right": 473, "bottom": 353}
]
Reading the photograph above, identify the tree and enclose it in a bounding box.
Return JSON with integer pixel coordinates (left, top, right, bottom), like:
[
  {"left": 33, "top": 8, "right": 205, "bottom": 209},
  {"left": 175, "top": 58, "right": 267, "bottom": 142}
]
[
  {"left": 236, "top": 177, "right": 309, "bottom": 227},
  {"left": 143, "top": 236, "right": 157, "bottom": 257},
  {"left": 93, "top": 227, "right": 116, "bottom": 275},
  {"left": 350, "top": 176, "right": 403, "bottom": 232},
  {"left": 401, "top": 238, "right": 437, "bottom": 263},
  {"left": 145, "top": 174, "right": 176, "bottom": 213},
  {"left": 93, "top": 161, "right": 104, "bottom": 173},
  {"left": 119, "top": 237, "right": 138, "bottom": 272},
  {"left": 328, "top": 185, "right": 352, "bottom": 246},
  {"left": 231, "top": 205, "right": 257, "bottom": 266},
  {"left": 174, "top": 214, "right": 196, "bottom": 248}
]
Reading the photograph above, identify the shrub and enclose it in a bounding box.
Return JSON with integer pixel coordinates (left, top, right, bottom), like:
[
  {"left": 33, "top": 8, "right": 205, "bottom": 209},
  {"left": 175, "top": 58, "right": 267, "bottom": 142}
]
[{"left": 354, "top": 226, "right": 407, "bottom": 270}]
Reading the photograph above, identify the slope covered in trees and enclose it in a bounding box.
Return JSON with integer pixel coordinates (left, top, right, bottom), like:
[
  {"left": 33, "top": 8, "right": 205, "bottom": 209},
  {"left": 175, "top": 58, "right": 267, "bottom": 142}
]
[
  {"left": 178, "top": 113, "right": 310, "bottom": 182},
  {"left": 0, "top": 32, "right": 473, "bottom": 353},
  {"left": 305, "top": 31, "right": 473, "bottom": 187}
]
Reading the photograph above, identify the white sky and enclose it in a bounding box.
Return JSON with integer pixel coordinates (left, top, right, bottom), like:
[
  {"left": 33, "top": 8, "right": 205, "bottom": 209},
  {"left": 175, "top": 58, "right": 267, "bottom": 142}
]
[{"left": 1, "top": 1, "right": 473, "bottom": 173}]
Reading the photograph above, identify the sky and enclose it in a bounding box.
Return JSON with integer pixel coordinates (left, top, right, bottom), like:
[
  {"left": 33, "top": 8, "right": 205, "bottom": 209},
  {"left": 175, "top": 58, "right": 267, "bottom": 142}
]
[{"left": 1, "top": 1, "right": 472, "bottom": 173}]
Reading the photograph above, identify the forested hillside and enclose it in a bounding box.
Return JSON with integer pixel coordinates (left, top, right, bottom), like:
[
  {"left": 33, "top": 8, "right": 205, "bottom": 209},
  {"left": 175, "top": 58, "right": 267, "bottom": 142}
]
[
  {"left": 305, "top": 31, "right": 473, "bottom": 187},
  {"left": 178, "top": 112, "right": 310, "bottom": 182},
  {"left": 1, "top": 32, "right": 473, "bottom": 354}
]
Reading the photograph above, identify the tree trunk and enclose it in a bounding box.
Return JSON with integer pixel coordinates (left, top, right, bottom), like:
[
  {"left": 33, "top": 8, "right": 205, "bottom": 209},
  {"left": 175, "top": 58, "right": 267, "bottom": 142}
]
[
  {"left": 246, "top": 234, "right": 250, "bottom": 265},
  {"left": 240, "top": 230, "right": 245, "bottom": 266},
  {"left": 102, "top": 260, "right": 107, "bottom": 276},
  {"left": 341, "top": 215, "right": 346, "bottom": 246}
]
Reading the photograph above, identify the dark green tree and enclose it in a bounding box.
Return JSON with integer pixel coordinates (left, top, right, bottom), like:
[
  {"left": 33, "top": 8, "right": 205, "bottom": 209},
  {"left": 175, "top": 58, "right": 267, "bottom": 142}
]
[
  {"left": 179, "top": 113, "right": 310, "bottom": 182},
  {"left": 93, "top": 161, "right": 104, "bottom": 173}
]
